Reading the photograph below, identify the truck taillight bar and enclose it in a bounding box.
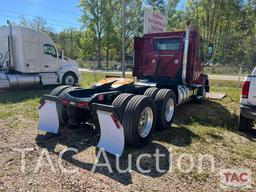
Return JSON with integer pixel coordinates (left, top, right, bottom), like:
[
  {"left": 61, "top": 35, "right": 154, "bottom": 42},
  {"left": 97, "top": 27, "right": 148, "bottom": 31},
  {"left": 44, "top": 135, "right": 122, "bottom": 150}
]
[
  {"left": 111, "top": 113, "right": 121, "bottom": 129},
  {"left": 60, "top": 99, "right": 69, "bottom": 105},
  {"left": 241, "top": 81, "right": 250, "bottom": 98},
  {"left": 76, "top": 101, "right": 89, "bottom": 108}
]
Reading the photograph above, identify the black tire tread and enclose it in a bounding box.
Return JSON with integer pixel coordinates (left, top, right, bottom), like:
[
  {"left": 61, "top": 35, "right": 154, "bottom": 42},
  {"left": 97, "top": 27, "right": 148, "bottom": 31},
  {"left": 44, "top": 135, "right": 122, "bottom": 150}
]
[
  {"left": 59, "top": 86, "right": 81, "bottom": 97},
  {"left": 195, "top": 86, "right": 205, "bottom": 104},
  {"left": 144, "top": 87, "right": 160, "bottom": 99},
  {"left": 58, "top": 86, "right": 81, "bottom": 126},
  {"left": 50, "top": 85, "right": 70, "bottom": 96},
  {"left": 112, "top": 93, "right": 134, "bottom": 122},
  {"left": 155, "top": 89, "right": 176, "bottom": 130},
  {"left": 124, "top": 96, "right": 145, "bottom": 146},
  {"left": 122, "top": 95, "right": 155, "bottom": 147}
]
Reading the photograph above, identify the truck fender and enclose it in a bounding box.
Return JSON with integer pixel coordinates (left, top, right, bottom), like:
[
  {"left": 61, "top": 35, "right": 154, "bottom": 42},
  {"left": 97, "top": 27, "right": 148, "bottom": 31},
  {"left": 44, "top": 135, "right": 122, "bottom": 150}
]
[{"left": 57, "top": 63, "right": 81, "bottom": 84}]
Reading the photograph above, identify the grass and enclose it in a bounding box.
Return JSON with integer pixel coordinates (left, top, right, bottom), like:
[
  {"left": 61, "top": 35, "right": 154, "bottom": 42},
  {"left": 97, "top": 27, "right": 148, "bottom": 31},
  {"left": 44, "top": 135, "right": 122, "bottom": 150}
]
[
  {"left": 0, "top": 72, "right": 105, "bottom": 128},
  {"left": 204, "top": 65, "right": 251, "bottom": 75},
  {"left": 0, "top": 73, "right": 243, "bottom": 129},
  {"left": 0, "top": 111, "right": 11, "bottom": 118},
  {"left": 0, "top": 73, "right": 249, "bottom": 149},
  {"left": 0, "top": 72, "right": 247, "bottom": 149}
]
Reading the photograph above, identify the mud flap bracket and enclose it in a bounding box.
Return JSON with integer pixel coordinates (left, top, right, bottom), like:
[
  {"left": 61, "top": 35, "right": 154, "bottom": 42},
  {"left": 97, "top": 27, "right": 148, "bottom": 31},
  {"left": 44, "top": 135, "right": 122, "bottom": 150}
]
[{"left": 92, "top": 104, "right": 125, "bottom": 157}]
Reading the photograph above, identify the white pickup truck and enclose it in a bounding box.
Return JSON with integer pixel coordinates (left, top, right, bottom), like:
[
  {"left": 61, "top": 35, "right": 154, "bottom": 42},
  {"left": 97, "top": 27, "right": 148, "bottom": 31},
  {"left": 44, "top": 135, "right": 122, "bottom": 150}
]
[
  {"left": 239, "top": 67, "right": 256, "bottom": 131},
  {"left": 0, "top": 21, "right": 80, "bottom": 89}
]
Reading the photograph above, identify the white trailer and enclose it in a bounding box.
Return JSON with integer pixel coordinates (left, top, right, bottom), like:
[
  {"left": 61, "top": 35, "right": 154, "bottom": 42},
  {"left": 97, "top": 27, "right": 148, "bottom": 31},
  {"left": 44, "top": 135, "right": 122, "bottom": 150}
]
[{"left": 0, "top": 21, "right": 80, "bottom": 89}]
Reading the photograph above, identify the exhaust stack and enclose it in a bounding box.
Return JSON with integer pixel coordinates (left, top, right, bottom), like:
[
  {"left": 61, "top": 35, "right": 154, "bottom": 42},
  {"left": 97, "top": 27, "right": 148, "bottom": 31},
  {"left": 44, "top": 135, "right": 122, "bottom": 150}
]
[
  {"left": 182, "top": 21, "right": 192, "bottom": 84},
  {"left": 7, "top": 20, "right": 15, "bottom": 71}
]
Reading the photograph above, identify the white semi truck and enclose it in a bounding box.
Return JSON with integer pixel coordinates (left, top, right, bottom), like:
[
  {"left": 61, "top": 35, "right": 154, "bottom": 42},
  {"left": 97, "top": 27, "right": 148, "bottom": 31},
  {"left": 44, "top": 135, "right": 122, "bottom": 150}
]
[{"left": 0, "top": 21, "right": 80, "bottom": 89}]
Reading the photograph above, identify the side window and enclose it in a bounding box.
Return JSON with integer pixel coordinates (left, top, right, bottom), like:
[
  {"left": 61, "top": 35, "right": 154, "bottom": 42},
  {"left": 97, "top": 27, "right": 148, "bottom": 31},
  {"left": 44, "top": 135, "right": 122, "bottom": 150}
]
[{"left": 44, "top": 44, "right": 57, "bottom": 57}]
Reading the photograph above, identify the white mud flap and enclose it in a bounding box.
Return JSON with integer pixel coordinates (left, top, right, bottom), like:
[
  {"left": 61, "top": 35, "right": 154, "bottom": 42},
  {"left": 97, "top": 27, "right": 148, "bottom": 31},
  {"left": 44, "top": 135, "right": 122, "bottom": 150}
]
[
  {"left": 38, "top": 100, "right": 60, "bottom": 134},
  {"left": 96, "top": 110, "right": 125, "bottom": 157}
]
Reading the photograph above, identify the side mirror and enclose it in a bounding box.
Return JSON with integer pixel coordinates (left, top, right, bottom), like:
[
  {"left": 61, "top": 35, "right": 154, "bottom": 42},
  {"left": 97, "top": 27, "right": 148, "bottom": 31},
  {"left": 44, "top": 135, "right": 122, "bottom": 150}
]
[
  {"left": 207, "top": 43, "right": 214, "bottom": 59},
  {"left": 57, "top": 49, "right": 64, "bottom": 60}
]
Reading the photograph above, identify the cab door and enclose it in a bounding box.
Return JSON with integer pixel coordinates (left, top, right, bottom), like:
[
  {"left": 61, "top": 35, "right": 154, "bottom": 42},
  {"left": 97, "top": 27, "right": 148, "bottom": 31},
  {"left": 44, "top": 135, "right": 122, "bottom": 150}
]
[{"left": 42, "top": 44, "right": 59, "bottom": 72}]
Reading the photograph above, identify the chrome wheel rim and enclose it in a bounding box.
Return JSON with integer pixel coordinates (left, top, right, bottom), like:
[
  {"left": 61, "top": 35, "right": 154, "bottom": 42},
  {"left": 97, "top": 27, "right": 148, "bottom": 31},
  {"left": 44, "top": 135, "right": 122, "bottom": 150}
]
[
  {"left": 138, "top": 107, "right": 153, "bottom": 138},
  {"left": 65, "top": 75, "right": 75, "bottom": 85},
  {"left": 165, "top": 97, "right": 174, "bottom": 122}
]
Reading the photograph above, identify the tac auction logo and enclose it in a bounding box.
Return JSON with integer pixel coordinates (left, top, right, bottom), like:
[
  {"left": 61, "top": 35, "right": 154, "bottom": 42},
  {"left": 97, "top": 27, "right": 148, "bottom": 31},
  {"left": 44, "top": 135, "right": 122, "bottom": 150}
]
[{"left": 219, "top": 169, "right": 252, "bottom": 188}]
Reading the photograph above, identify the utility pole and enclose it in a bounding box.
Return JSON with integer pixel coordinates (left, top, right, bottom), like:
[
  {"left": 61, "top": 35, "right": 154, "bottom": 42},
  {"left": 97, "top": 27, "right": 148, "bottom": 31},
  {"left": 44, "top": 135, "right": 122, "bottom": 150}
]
[{"left": 121, "top": 0, "right": 126, "bottom": 77}]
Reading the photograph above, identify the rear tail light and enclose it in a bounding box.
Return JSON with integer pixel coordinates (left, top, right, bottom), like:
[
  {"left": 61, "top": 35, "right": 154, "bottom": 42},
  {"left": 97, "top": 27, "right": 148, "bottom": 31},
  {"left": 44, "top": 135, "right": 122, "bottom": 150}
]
[
  {"left": 76, "top": 101, "right": 89, "bottom": 108},
  {"left": 241, "top": 81, "right": 250, "bottom": 98},
  {"left": 98, "top": 94, "right": 104, "bottom": 101},
  {"left": 111, "top": 113, "right": 120, "bottom": 129},
  {"left": 61, "top": 99, "right": 69, "bottom": 105}
]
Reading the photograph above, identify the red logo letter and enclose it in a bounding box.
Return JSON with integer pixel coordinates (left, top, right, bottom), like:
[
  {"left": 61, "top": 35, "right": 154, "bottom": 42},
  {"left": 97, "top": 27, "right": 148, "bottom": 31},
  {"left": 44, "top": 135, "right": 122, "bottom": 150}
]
[
  {"left": 239, "top": 173, "right": 248, "bottom": 182},
  {"left": 223, "top": 172, "right": 232, "bottom": 182}
]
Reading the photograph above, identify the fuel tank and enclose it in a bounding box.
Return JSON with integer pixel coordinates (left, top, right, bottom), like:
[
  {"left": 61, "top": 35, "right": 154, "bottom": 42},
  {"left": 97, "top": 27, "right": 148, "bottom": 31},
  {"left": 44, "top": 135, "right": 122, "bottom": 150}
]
[{"left": 0, "top": 72, "right": 40, "bottom": 88}]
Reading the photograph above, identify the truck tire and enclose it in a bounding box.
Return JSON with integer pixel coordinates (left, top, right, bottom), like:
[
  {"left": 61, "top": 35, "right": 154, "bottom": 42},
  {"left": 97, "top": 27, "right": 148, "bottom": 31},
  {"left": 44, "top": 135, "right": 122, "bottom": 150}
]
[
  {"left": 58, "top": 86, "right": 81, "bottom": 126},
  {"left": 155, "top": 89, "right": 176, "bottom": 130},
  {"left": 122, "top": 95, "right": 156, "bottom": 147},
  {"left": 238, "top": 114, "right": 253, "bottom": 131},
  {"left": 112, "top": 93, "right": 134, "bottom": 122},
  {"left": 49, "top": 85, "right": 70, "bottom": 96},
  {"left": 144, "top": 87, "right": 160, "bottom": 99},
  {"left": 59, "top": 86, "right": 81, "bottom": 97},
  {"left": 195, "top": 86, "right": 206, "bottom": 104},
  {"left": 62, "top": 72, "right": 77, "bottom": 86},
  {"left": 205, "top": 79, "right": 210, "bottom": 92}
]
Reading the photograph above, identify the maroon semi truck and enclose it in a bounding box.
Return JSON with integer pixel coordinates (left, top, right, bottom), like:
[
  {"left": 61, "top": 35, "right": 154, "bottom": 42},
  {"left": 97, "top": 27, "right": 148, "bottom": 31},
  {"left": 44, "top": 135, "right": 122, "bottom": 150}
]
[
  {"left": 134, "top": 30, "right": 206, "bottom": 86},
  {"left": 37, "top": 23, "right": 210, "bottom": 156}
]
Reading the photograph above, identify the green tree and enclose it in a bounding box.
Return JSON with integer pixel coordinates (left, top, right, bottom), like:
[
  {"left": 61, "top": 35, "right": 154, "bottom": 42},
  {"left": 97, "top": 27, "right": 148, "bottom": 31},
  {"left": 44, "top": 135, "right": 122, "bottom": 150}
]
[
  {"left": 146, "top": 0, "right": 167, "bottom": 13},
  {"left": 79, "top": 0, "right": 109, "bottom": 68},
  {"left": 80, "top": 28, "right": 97, "bottom": 60},
  {"left": 55, "top": 29, "right": 82, "bottom": 59},
  {"left": 19, "top": 16, "right": 52, "bottom": 33},
  {"left": 102, "top": 0, "right": 116, "bottom": 67},
  {"left": 112, "top": 0, "right": 143, "bottom": 61}
]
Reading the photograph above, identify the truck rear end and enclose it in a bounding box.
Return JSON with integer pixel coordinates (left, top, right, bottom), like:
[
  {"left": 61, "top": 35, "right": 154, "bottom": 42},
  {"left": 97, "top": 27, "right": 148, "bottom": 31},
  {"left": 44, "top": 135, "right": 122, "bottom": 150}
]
[
  {"left": 38, "top": 80, "right": 152, "bottom": 156},
  {"left": 133, "top": 30, "right": 203, "bottom": 86},
  {"left": 38, "top": 23, "right": 210, "bottom": 156}
]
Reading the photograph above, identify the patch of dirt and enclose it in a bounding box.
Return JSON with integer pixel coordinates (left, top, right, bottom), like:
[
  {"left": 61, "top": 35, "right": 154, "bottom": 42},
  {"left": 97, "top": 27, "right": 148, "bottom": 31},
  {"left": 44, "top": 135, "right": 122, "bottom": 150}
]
[{"left": 0, "top": 115, "right": 255, "bottom": 191}]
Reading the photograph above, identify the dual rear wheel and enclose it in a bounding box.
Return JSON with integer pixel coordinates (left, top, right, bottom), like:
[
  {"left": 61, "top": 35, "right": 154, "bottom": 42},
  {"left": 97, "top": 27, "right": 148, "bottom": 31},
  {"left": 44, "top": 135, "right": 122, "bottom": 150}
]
[
  {"left": 112, "top": 94, "right": 156, "bottom": 147},
  {"left": 49, "top": 85, "right": 81, "bottom": 126},
  {"left": 144, "top": 88, "right": 176, "bottom": 130},
  {"left": 112, "top": 88, "right": 176, "bottom": 148}
]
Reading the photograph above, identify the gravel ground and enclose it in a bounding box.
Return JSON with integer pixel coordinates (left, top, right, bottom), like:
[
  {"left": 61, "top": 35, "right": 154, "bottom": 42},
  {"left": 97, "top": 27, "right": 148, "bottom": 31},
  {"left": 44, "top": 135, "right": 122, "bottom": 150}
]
[{"left": 0, "top": 101, "right": 255, "bottom": 192}]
